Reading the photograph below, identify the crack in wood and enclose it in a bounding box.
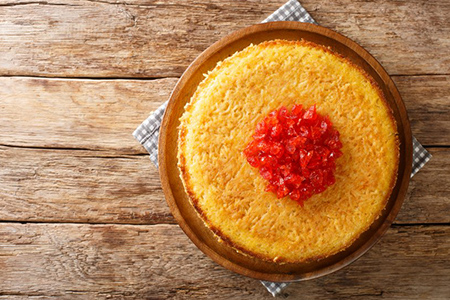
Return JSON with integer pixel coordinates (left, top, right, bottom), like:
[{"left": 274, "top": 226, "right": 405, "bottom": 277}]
[
  {"left": 0, "top": 144, "right": 149, "bottom": 155},
  {"left": 0, "top": 74, "right": 179, "bottom": 81},
  {"left": 392, "top": 73, "right": 450, "bottom": 77},
  {"left": 0, "top": 143, "right": 99, "bottom": 152},
  {"left": 0, "top": 1, "right": 81, "bottom": 7},
  {"left": 391, "top": 223, "right": 450, "bottom": 227},
  {"left": 0, "top": 220, "right": 178, "bottom": 226},
  {"left": 422, "top": 145, "right": 450, "bottom": 148}
]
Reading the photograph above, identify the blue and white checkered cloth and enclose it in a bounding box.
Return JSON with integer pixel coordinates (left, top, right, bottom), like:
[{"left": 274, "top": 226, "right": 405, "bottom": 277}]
[{"left": 133, "top": 0, "right": 431, "bottom": 296}]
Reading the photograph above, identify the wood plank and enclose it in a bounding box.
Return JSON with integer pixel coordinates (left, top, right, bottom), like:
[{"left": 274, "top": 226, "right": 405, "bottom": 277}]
[
  {"left": 0, "top": 0, "right": 284, "bottom": 78},
  {"left": 0, "top": 146, "right": 447, "bottom": 224},
  {"left": 0, "top": 0, "right": 448, "bottom": 77},
  {"left": 400, "top": 148, "right": 450, "bottom": 224},
  {"left": 393, "top": 75, "right": 450, "bottom": 146},
  {"left": 0, "top": 223, "right": 448, "bottom": 299},
  {"left": 308, "top": 0, "right": 450, "bottom": 76},
  {"left": 0, "top": 77, "right": 178, "bottom": 154},
  {"left": 0, "top": 76, "right": 448, "bottom": 152},
  {"left": 0, "top": 146, "right": 172, "bottom": 224}
]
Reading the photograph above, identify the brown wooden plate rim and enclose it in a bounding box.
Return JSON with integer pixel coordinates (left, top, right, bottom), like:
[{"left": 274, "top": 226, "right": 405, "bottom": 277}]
[{"left": 159, "top": 21, "right": 413, "bottom": 282}]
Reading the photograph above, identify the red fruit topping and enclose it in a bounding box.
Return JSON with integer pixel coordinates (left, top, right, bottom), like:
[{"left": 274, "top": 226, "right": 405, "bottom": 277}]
[{"left": 244, "top": 104, "right": 343, "bottom": 205}]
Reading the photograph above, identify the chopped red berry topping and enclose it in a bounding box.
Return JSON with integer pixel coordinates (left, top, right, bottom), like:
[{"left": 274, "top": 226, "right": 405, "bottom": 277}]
[{"left": 243, "top": 105, "right": 343, "bottom": 205}]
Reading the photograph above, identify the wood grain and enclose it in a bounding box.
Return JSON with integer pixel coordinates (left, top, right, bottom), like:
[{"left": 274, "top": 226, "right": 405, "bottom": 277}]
[
  {"left": 0, "top": 77, "right": 178, "bottom": 154},
  {"left": 393, "top": 75, "right": 450, "bottom": 146},
  {"left": 0, "top": 76, "right": 448, "bottom": 153},
  {"left": 0, "top": 0, "right": 283, "bottom": 78},
  {"left": 0, "top": 0, "right": 448, "bottom": 77},
  {"left": 0, "top": 146, "right": 172, "bottom": 224},
  {"left": 309, "top": 0, "right": 450, "bottom": 76},
  {"left": 0, "top": 146, "right": 447, "bottom": 225},
  {"left": 401, "top": 147, "right": 450, "bottom": 224},
  {"left": 0, "top": 0, "right": 447, "bottom": 298},
  {"left": 0, "top": 223, "right": 448, "bottom": 299}
]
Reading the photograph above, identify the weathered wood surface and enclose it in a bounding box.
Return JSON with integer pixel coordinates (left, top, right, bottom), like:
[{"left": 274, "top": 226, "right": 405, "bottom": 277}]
[
  {"left": 394, "top": 75, "right": 450, "bottom": 146},
  {"left": 0, "top": 146, "right": 447, "bottom": 225},
  {"left": 1, "top": 76, "right": 448, "bottom": 153},
  {"left": 0, "top": 0, "right": 449, "bottom": 77},
  {"left": 0, "top": 77, "right": 177, "bottom": 154},
  {"left": 0, "top": 146, "right": 171, "bottom": 225},
  {"left": 0, "top": 0, "right": 449, "bottom": 298},
  {"left": 0, "top": 223, "right": 448, "bottom": 299}
]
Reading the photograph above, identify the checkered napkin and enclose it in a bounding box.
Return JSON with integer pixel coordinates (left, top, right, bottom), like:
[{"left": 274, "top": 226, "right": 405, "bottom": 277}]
[{"left": 133, "top": 0, "right": 431, "bottom": 296}]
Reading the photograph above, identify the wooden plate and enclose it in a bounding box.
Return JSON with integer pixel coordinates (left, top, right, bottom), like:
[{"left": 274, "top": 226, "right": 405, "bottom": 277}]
[{"left": 158, "top": 22, "right": 413, "bottom": 282}]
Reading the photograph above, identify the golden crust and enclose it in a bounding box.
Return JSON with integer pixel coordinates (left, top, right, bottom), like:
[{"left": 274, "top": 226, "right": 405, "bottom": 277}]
[{"left": 178, "top": 39, "right": 399, "bottom": 263}]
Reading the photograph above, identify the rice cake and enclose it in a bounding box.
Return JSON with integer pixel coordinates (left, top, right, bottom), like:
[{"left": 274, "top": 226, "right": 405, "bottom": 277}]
[{"left": 177, "top": 39, "right": 399, "bottom": 263}]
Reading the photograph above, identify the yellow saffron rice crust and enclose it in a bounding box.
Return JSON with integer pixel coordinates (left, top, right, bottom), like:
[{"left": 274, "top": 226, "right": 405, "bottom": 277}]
[{"left": 177, "top": 39, "right": 399, "bottom": 263}]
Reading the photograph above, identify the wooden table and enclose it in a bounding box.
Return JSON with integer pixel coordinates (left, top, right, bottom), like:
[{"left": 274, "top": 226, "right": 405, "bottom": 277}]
[{"left": 1, "top": 1, "right": 449, "bottom": 299}]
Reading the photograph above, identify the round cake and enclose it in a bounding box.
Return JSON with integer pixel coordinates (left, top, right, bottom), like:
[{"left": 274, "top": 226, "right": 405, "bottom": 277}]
[{"left": 177, "top": 39, "right": 399, "bottom": 263}]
